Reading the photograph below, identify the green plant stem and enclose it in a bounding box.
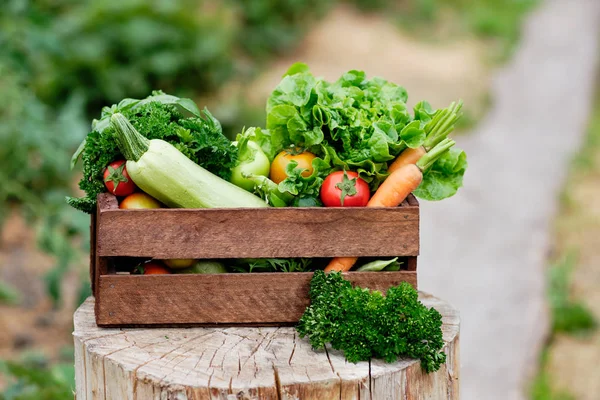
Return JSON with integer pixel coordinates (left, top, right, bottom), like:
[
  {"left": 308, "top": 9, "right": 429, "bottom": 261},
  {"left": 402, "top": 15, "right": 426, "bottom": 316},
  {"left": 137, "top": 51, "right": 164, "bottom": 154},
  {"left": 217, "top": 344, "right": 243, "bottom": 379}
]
[
  {"left": 110, "top": 113, "right": 149, "bottom": 162},
  {"left": 423, "top": 101, "right": 463, "bottom": 150},
  {"left": 417, "top": 138, "right": 455, "bottom": 172}
]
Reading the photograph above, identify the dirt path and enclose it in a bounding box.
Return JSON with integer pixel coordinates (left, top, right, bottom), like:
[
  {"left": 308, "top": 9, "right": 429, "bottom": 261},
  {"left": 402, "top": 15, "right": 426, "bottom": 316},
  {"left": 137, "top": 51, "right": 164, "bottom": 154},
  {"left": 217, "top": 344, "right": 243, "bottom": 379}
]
[
  {"left": 0, "top": 212, "right": 81, "bottom": 362},
  {"left": 247, "top": 4, "right": 491, "bottom": 113},
  {"left": 416, "top": 1, "right": 600, "bottom": 399},
  {"left": 545, "top": 99, "right": 600, "bottom": 398}
]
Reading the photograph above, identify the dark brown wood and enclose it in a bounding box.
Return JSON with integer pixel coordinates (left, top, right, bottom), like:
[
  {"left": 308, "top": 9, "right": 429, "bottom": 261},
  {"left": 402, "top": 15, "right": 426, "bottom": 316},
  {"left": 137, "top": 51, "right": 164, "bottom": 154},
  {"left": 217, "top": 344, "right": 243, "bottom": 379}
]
[
  {"left": 95, "top": 271, "right": 417, "bottom": 327},
  {"left": 98, "top": 192, "right": 119, "bottom": 210},
  {"left": 406, "top": 256, "right": 418, "bottom": 271},
  {"left": 89, "top": 213, "right": 96, "bottom": 294},
  {"left": 92, "top": 193, "right": 421, "bottom": 327},
  {"left": 407, "top": 194, "right": 419, "bottom": 207},
  {"left": 96, "top": 196, "right": 419, "bottom": 259}
]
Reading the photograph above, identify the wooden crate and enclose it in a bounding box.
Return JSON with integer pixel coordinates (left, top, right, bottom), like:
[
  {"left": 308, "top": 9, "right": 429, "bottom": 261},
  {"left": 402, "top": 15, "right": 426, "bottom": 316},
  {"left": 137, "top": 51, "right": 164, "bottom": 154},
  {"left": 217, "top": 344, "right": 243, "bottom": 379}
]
[{"left": 91, "top": 192, "right": 420, "bottom": 327}]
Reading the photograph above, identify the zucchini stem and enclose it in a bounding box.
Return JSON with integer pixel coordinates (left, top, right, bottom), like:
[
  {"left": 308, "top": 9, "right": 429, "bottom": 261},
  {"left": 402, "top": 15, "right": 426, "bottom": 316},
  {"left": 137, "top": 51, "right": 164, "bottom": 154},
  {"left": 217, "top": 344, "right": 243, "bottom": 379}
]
[{"left": 111, "top": 113, "right": 149, "bottom": 162}]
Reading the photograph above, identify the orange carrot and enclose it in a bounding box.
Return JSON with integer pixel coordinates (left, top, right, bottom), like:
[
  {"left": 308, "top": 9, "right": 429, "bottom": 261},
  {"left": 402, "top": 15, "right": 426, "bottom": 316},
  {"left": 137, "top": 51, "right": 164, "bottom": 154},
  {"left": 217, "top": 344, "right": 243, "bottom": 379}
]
[
  {"left": 324, "top": 164, "right": 423, "bottom": 272},
  {"left": 323, "top": 257, "right": 359, "bottom": 273},
  {"left": 386, "top": 100, "right": 463, "bottom": 175},
  {"left": 367, "top": 164, "right": 423, "bottom": 208},
  {"left": 323, "top": 138, "right": 456, "bottom": 273},
  {"left": 387, "top": 146, "right": 426, "bottom": 175}
]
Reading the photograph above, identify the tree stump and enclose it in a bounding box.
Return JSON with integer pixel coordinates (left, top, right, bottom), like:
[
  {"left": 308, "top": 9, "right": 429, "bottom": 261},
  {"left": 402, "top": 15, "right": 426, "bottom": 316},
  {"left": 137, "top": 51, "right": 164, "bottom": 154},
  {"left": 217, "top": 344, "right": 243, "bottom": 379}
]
[{"left": 73, "top": 293, "right": 460, "bottom": 399}]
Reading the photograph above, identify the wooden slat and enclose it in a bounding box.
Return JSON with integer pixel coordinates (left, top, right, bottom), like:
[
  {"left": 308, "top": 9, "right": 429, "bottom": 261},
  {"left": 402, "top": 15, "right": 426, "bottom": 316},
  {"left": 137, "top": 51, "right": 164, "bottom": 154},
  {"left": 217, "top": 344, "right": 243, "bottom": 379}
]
[
  {"left": 95, "top": 271, "right": 417, "bottom": 326},
  {"left": 97, "top": 206, "right": 419, "bottom": 259},
  {"left": 89, "top": 213, "right": 96, "bottom": 295},
  {"left": 407, "top": 194, "right": 419, "bottom": 206},
  {"left": 99, "top": 193, "right": 119, "bottom": 210}
]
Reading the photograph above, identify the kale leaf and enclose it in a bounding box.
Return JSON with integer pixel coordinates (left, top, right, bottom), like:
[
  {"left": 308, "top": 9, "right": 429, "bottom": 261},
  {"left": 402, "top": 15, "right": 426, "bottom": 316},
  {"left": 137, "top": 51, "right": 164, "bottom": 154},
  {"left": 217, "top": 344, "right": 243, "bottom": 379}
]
[
  {"left": 67, "top": 94, "right": 237, "bottom": 213},
  {"left": 297, "top": 270, "right": 446, "bottom": 373}
]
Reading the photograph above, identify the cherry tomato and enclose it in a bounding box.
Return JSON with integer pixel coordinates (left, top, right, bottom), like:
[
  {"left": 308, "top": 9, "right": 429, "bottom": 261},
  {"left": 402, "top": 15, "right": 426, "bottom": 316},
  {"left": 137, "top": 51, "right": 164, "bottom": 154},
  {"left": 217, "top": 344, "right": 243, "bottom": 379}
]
[
  {"left": 103, "top": 160, "right": 136, "bottom": 196},
  {"left": 139, "top": 262, "right": 171, "bottom": 275},
  {"left": 320, "top": 170, "right": 370, "bottom": 207},
  {"left": 269, "top": 148, "right": 316, "bottom": 184},
  {"left": 119, "top": 192, "right": 162, "bottom": 209}
]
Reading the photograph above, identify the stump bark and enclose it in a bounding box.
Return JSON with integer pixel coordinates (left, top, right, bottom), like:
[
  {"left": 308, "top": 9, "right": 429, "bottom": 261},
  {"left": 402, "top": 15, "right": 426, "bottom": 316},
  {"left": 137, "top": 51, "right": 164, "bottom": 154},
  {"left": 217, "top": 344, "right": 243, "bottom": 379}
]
[{"left": 73, "top": 293, "right": 460, "bottom": 399}]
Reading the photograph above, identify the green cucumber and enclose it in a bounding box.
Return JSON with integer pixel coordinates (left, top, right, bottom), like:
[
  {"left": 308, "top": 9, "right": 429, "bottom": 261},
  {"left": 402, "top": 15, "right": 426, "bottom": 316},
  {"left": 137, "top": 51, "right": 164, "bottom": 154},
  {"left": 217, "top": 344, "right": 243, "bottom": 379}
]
[{"left": 110, "top": 113, "right": 269, "bottom": 208}]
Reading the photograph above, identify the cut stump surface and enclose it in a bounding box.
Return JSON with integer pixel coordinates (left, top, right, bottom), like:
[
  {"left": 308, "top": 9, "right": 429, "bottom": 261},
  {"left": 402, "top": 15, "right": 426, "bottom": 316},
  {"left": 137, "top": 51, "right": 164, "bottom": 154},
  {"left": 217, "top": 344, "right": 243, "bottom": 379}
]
[{"left": 74, "top": 294, "right": 460, "bottom": 399}]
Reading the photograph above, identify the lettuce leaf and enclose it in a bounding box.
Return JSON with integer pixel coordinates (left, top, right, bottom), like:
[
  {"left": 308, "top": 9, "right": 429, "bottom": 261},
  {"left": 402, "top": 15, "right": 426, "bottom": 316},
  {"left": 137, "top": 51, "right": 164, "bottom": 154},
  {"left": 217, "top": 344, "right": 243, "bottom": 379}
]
[
  {"left": 265, "top": 63, "right": 426, "bottom": 191},
  {"left": 413, "top": 147, "right": 468, "bottom": 201},
  {"left": 259, "top": 63, "right": 467, "bottom": 202}
]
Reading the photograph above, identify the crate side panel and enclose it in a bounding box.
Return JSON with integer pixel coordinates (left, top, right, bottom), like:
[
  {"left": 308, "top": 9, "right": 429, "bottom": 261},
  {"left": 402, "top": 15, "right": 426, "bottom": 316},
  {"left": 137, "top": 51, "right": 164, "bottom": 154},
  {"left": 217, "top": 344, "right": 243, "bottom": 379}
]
[
  {"left": 95, "top": 271, "right": 417, "bottom": 326},
  {"left": 90, "top": 213, "right": 97, "bottom": 295},
  {"left": 96, "top": 207, "right": 419, "bottom": 259}
]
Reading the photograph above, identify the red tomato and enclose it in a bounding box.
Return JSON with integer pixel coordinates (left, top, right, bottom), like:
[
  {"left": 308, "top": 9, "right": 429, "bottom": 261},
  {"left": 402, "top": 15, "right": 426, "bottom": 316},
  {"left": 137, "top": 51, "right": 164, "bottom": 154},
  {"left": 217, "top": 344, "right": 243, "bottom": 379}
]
[
  {"left": 320, "top": 170, "right": 370, "bottom": 207},
  {"left": 140, "top": 262, "right": 171, "bottom": 275},
  {"left": 119, "top": 193, "right": 162, "bottom": 209},
  {"left": 270, "top": 149, "right": 316, "bottom": 184},
  {"left": 103, "top": 160, "right": 136, "bottom": 196}
]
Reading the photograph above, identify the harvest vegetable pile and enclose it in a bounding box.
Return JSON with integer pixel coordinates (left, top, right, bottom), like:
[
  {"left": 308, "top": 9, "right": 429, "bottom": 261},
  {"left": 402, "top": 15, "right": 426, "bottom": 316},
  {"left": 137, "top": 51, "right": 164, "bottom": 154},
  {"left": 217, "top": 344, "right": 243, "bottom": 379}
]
[{"left": 69, "top": 63, "right": 468, "bottom": 372}]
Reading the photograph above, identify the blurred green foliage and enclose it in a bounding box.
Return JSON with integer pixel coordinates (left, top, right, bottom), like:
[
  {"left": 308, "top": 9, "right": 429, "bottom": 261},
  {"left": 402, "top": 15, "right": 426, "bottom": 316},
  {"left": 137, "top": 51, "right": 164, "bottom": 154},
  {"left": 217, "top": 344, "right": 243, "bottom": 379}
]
[
  {"left": 388, "top": 0, "right": 539, "bottom": 61},
  {"left": 230, "top": 0, "right": 334, "bottom": 58},
  {"left": 0, "top": 281, "right": 20, "bottom": 305},
  {"left": 547, "top": 251, "right": 597, "bottom": 335},
  {"left": 0, "top": 352, "right": 75, "bottom": 400},
  {"left": 529, "top": 350, "right": 575, "bottom": 400},
  {"left": 2, "top": 0, "right": 236, "bottom": 115}
]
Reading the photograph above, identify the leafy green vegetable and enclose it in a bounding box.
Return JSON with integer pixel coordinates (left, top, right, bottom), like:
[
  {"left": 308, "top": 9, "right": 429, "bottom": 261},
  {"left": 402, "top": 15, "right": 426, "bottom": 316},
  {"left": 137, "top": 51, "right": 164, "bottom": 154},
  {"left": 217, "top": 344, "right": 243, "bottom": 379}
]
[
  {"left": 67, "top": 92, "right": 237, "bottom": 213},
  {"left": 265, "top": 63, "right": 425, "bottom": 191},
  {"left": 413, "top": 147, "right": 468, "bottom": 200},
  {"left": 356, "top": 257, "right": 400, "bottom": 272},
  {"left": 257, "top": 63, "right": 467, "bottom": 202},
  {"left": 231, "top": 258, "right": 314, "bottom": 273},
  {"left": 297, "top": 270, "right": 446, "bottom": 372},
  {"left": 71, "top": 91, "right": 202, "bottom": 168}
]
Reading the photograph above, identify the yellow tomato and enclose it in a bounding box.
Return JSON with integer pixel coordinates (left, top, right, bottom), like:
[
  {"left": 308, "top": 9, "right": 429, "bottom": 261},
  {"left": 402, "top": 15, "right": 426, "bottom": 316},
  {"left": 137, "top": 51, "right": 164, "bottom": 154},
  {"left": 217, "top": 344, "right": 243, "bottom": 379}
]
[{"left": 269, "top": 149, "right": 317, "bottom": 184}]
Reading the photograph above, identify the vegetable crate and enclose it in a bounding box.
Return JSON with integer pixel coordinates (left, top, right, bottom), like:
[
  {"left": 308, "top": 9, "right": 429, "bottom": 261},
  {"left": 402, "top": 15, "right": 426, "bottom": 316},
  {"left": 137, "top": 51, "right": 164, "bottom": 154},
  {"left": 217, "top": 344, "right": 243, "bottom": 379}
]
[{"left": 90, "top": 193, "right": 420, "bottom": 327}]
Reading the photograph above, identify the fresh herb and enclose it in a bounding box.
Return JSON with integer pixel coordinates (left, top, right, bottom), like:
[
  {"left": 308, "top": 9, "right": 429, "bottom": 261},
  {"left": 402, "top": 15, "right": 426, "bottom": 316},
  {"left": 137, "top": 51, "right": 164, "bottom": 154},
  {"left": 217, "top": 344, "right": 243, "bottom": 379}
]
[
  {"left": 297, "top": 270, "right": 446, "bottom": 373},
  {"left": 67, "top": 92, "right": 238, "bottom": 213}
]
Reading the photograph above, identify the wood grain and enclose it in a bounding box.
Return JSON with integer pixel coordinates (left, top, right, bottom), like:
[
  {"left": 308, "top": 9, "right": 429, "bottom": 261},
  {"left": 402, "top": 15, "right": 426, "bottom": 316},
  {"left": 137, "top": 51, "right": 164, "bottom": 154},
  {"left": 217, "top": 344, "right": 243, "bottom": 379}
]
[
  {"left": 96, "top": 194, "right": 420, "bottom": 259},
  {"left": 89, "top": 213, "right": 96, "bottom": 294},
  {"left": 75, "top": 293, "right": 459, "bottom": 399},
  {"left": 95, "top": 271, "right": 417, "bottom": 327}
]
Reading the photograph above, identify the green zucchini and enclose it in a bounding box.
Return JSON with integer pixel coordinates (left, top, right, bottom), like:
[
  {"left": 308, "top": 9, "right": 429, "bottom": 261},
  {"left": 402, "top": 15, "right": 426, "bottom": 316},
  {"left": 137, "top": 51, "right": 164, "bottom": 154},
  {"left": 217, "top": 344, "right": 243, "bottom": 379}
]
[{"left": 110, "top": 113, "right": 269, "bottom": 208}]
